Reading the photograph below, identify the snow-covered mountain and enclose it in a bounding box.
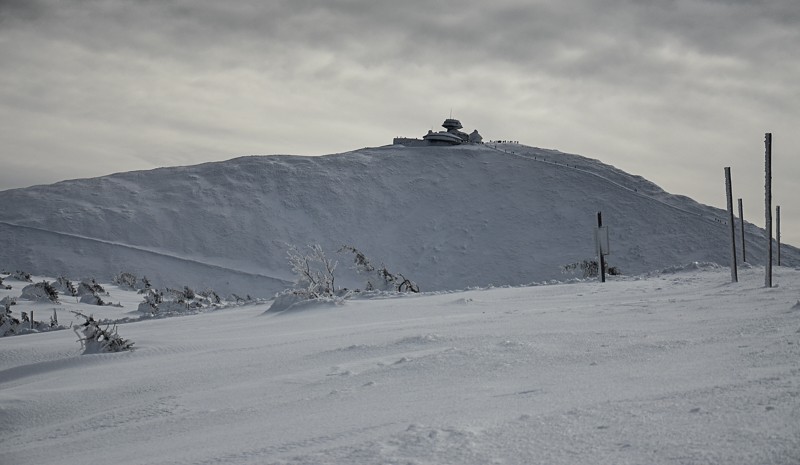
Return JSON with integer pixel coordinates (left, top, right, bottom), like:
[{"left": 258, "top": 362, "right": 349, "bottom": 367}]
[{"left": 0, "top": 143, "right": 795, "bottom": 296}]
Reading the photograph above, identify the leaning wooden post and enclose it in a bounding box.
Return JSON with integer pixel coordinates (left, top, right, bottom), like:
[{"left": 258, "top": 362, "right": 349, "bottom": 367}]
[
  {"left": 724, "top": 167, "right": 737, "bottom": 282},
  {"left": 776, "top": 205, "right": 781, "bottom": 266},
  {"left": 738, "top": 198, "right": 746, "bottom": 262},
  {"left": 764, "top": 133, "right": 773, "bottom": 287}
]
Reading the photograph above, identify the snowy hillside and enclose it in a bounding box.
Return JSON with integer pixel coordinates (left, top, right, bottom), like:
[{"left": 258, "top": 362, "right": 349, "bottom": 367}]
[
  {"left": 0, "top": 143, "right": 796, "bottom": 297},
  {"left": 1, "top": 265, "right": 799, "bottom": 464}
]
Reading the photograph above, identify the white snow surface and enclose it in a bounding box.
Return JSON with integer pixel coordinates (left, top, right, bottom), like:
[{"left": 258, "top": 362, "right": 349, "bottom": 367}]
[
  {"left": 2, "top": 265, "right": 799, "bottom": 464},
  {"left": 1, "top": 143, "right": 797, "bottom": 297}
]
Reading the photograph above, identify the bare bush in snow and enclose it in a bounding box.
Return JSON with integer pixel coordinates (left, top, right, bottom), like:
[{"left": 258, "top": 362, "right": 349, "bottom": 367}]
[
  {"left": 287, "top": 244, "right": 338, "bottom": 299},
  {"left": 267, "top": 245, "right": 347, "bottom": 313}
]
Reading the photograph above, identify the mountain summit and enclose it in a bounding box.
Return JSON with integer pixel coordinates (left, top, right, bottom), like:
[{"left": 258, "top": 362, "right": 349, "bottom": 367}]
[{"left": 0, "top": 143, "right": 795, "bottom": 296}]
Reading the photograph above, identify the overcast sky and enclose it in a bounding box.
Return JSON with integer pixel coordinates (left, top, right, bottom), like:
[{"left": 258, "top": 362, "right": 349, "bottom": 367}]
[{"left": 1, "top": 0, "right": 798, "bottom": 245}]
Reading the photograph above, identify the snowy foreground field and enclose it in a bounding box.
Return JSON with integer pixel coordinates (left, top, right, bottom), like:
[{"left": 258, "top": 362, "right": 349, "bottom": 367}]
[{"left": 2, "top": 264, "right": 799, "bottom": 464}]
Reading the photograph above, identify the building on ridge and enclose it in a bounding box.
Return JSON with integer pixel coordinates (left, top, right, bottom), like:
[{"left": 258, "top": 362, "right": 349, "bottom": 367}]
[{"left": 393, "top": 118, "right": 483, "bottom": 147}]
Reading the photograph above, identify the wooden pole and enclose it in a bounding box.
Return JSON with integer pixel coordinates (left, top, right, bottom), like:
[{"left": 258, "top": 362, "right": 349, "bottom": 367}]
[
  {"left": 597, "top": 212, "right": 606, "bottom": 283},
  {"left": 765, "top": 133, "right": 773, "bottom": 288},
  {"left": 777, "top": 205, "right": 781, "bottom": 266},
  {"left": 738, "top": 198, "right": 746, "bottom": 262},
  {"left": 724, "top": 167, "right": 737, "bottom": 282}
]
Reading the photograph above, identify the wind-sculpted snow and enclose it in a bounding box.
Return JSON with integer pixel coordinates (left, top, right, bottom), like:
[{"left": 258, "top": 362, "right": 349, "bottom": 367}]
[
  {"left": 0, "top": 144, "right": 797, "bottom": 296},
  {"left": 1, "top": 266, "right": 798, "bottom": 464}
]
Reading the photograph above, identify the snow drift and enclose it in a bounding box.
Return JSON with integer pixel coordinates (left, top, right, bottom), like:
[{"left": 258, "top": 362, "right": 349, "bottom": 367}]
[{"left": 1, "top": 265, "right": 799, "bottom": 464}]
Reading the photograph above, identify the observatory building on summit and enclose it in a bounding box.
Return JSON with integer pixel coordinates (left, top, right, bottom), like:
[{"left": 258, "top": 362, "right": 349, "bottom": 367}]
[{"left": 393, "top": 118, "right": 483, "bottom": 147}]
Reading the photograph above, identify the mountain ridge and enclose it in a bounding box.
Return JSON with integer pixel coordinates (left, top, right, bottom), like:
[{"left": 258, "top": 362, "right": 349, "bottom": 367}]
[{"left": 1, "top": 143, "right": 795, "bottom": 296}]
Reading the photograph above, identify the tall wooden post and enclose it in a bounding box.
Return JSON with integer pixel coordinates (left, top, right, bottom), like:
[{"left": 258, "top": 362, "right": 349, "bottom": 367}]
[
  {"left": 765, "top": 133, "right": 773, "bottom": 288},
  {"left": 776, "top": 205, "right": 781, "bottom": 266},
  {"left": 724, "top": 167, "right": 737, "bottom": 282},
  {"left": 738, "top": 198, "right": 746, "bottom": 262},
  {"left": 597, "top": 212, "right": 606, "bottom": 283}
]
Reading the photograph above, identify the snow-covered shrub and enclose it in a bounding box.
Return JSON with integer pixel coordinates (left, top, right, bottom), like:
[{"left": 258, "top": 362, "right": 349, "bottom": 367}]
[
  {"left": 339, "top": 245, "right": 419, "bottom": 293},
  {"left": 20, "top": 281, "right": 59, "bottom": 302},
  {"left": 72, "top": 311, "right": 134, "bottom": 354},
  {"left": 76, "top": 279, "right": 106, "bottom": 297},
  {"left": 52, "top": 277, "right": 76, "bottom": 296},
  {"left": 0, "top": 276, "right": 10, "bottom": 290},
  {"left": 199, "top": 289, "right": 221, "bottom": 305},
  {"left": 231, "top": 293, "right": 254, "bottom": 303},
  {"left": 0, "top": 305, "right": 21, "bottom": 336},
  {"left": 183, "top": 286, "right": 195, "bottom": 300},
  {"left": 8, "top": 270, "right": 32, "bottom": 282},
  {"left": 157, "top": 300, "right": 191, "bottom": 313},
  {"left": 137, "top": 286, "right": 220, "bottom": 317},
  {"left": 113, "top": 272, "right": 137, "bottom": 289},
  {"left": 163, "top": 287, "right": 202, "bottom": 309},
  {"left": 1, "top": 296, "right": 16, "bottom": 310},
  {"left": 267, "top": 290, "right": 347, "bottom": 313},
  {"left": 74, "top": 278, "right": 110, "bottom": 305},
  {"left": 136, "top": 288, "right": 162, "bottom": 314},
  {"left": 287, "top": 244, "right": 338, "bottom": 299},
  {"left": 267, "top": 244, "right": 347, "bottom": 313},
  {"left": 562, "top": 260, "right": 621, "bottom": 278},
  {"left": 79, "top": 294, "right": 106, "bottom": 305},
  {"left": 113, "top": 272, "right": 151, "bottom": 291},
  {"left": 1, "top": 305, "right": 66, "bottom": 337}
]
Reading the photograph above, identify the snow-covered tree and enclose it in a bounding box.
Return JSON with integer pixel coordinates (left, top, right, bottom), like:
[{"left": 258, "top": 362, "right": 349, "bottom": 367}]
[{"left": 72, "top": 311, "right": 134, "bottom": 354}]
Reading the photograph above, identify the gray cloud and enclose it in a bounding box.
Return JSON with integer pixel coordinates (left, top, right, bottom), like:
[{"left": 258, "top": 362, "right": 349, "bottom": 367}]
[{"left": 1, "top": 0, "right": 798, "bottom": 244}]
